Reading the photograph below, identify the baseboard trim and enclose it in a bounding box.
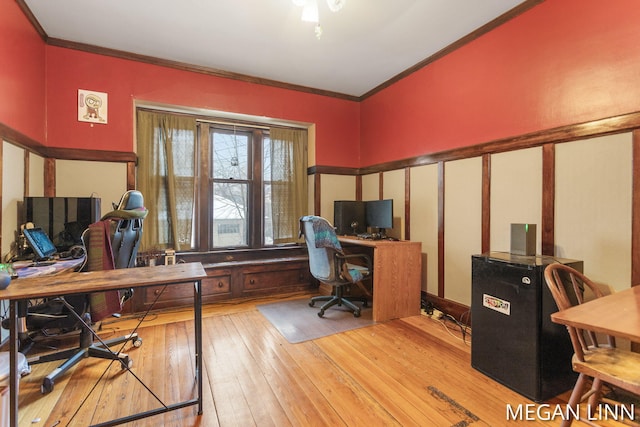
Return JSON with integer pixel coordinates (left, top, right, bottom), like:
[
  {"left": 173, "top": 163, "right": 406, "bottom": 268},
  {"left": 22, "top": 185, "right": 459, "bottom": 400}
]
[{"left": 421, "top": 291, "right": 471, "bottom": 326}]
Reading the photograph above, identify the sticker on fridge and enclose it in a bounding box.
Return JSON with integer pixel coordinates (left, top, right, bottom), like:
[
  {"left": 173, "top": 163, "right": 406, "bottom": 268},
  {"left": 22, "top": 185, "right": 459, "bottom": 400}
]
[{"left": 482, "top": 293, "right": 511, "bottom": 315}]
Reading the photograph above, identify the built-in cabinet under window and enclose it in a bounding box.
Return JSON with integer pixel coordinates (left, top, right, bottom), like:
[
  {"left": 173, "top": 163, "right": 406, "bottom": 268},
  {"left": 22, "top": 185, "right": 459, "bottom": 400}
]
[{"left": 128, "top": 255, "right": 313, "bottom": 312}]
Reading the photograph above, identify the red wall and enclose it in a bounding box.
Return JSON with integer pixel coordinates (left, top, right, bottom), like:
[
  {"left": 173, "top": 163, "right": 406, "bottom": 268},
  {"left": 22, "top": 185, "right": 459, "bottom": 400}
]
[
  {"left": 5, "top": 0, "right": 640, "bottom": 169},
  {"left": 45, "top": 47, "right": 361, "bottom": 168},
  {"left": 360, "top": 0, "right": 640, "bottom": 166},
  {"left": 0, "top": 0, "right": 46, "bottom": 143}
]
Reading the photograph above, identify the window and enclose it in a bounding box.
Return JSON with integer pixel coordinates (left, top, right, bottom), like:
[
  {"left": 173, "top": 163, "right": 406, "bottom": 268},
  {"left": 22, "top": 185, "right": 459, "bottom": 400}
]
[
  {"left": 210, "top": 128, "right": 251, "bottom": 247},
  {"left": 136, "top": 109, "right": 307, "bottom": 252}
]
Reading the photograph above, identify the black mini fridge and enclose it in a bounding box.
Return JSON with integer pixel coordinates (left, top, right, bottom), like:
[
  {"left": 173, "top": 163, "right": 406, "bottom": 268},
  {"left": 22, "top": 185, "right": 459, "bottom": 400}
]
[{"left": 471, "top": 252, "right": 582, "bottom": 402}]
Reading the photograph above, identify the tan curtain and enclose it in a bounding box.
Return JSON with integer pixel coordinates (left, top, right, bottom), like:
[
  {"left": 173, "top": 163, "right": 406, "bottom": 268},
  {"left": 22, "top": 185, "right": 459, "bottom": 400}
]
[
  {"left": 269, "top": 127, "right": 308, "bottom": 244},
  {"left": 136, "top": 110, "right": 196, "bottom": 251}
]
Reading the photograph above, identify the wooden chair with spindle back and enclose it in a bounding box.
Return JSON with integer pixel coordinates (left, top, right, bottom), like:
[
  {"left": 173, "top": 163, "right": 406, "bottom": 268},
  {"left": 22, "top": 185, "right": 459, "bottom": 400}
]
[{"left": 544, "top": 263, "right": 640, "bottom": 426}]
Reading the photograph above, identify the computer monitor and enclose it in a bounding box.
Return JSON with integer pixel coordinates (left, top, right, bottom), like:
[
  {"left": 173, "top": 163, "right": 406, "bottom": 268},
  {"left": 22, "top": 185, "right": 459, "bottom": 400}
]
[
  {"left": 365, "top": 199, "right": 393, "bottom": 237},
  {"left": 23, "top": 227, "right": 57, "bottom": 261},
  {"left": 334, "top": 200, "right": 366, "bottom": 235}
]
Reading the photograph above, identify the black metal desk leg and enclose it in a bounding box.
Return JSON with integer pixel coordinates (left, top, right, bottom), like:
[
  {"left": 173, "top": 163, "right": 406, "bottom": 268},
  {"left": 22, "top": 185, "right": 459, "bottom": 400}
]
[
  {"left": 194, "top": 279, "right": 203, "bottom": 415},
  {"left": 9, "top": 300, "right": 19, "bottom": 427}
]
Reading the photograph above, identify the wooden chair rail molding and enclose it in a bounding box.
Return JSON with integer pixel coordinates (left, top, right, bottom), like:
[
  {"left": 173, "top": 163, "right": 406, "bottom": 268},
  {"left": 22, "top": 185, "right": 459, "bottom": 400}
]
[
  {"left": 4, "top": 108, "right": 640, "bottom": 177},
  {"left": 1, "top": 121, "right": 137, "bottom": 194},
  {"left": 0, "top": 121, "right": 136, "bottom": 164},
  {"left": 308, "top": 110, "right": 640, "bottom": 176}
]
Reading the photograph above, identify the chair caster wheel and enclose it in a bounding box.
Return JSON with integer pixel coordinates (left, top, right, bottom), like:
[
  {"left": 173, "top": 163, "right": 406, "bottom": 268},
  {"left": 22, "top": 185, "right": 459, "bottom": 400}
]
[
  {"left": 318, "top": 310, "right": 324, "bottom": 318},
  {"left": 362, "top": 301, "right": 368, "bottom": 308},
  {"left": 309, "top": 301, "right": 315, "bottom": 307},
  {"left": 121, "top": 356, "right": 133, "bottom": 370},
  {"left": 41, "top": 379, "right": 54, "bottom": 394},
  {"left": 132, "top": 337, "right": 143, "bottom": 348},
  {"left": 353, "top": 310, "right": 361, "bottom": 318}
]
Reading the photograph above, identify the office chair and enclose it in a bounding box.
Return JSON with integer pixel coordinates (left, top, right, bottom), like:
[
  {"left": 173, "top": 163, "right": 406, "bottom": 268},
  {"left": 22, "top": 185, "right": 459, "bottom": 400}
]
[
  {"left": 544, "top": 263, "right": 640, "bottom": 427},
  {"left": 26, "top": 190, "right": 148, "bottom": 394},
  {"left": 300, "top": 216, "right": 372, "bottom": 318}
]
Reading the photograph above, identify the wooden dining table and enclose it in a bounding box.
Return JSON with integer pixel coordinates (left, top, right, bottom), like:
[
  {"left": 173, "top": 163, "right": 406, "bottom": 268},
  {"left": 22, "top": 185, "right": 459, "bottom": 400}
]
[{"left": 550, "top": 285, "right": 640, "bottom": 343}]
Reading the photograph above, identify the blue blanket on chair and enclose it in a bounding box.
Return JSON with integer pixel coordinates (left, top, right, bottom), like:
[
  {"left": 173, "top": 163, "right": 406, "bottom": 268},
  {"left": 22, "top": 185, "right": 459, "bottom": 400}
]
[
  {"left": 300, "top": 216, "right": 366, "bottom": 283},
  {"left": 301, "top": 215, "right": 342, "bottom": 252}
]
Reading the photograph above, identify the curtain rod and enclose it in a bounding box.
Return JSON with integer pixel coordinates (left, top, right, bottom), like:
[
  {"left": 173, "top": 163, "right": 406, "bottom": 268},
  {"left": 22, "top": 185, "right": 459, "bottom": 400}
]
[
  {"left": 198, "top": 118, "right": 308, "bottom": 131},
  {"left": 196, "top": 118, "right": 269, "bottom": 130},
  {"left": 136, "top": 106, "right": 307, "bottom": 130}
]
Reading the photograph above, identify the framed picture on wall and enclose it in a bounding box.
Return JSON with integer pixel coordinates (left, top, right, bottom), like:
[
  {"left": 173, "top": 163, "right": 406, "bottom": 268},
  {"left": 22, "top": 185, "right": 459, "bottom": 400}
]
[{"left": 78, "top": 89, "right": 108, "bottom": 124}]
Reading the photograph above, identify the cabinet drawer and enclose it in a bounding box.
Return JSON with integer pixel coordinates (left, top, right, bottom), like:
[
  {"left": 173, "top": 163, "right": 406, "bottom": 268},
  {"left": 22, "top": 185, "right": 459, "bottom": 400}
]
[
  {"left": 143, "top": 273, "right": 231, "bottom": 302},
  {"left": 243, "top": 267, "right": 309, "bottom": 290},
  {"left": 202, "top": 275, "right": 231, "bottom": 294},
  {"left": 143, "top": 281, "right": 195, "bottom": 303}
]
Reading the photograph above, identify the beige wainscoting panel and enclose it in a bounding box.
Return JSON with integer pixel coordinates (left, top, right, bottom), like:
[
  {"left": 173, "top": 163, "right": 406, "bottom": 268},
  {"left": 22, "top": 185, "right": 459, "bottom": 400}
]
[
  {"left": 409, "top": 164, "right": 439, "bottom": 294},
  {"left": 382, "top": 169, "right": 405, "bottom": 239},
  {"left": 319, "top": 174, "right": 356, "bottom": 222},
  {"left": 555, "top": 133, "right": 632, "bottom": 291},
  {"left": 28, "top": 152, "right": 45, "bottom": 196},
  {"left": 2, "top": 142, "right": 26, "bottom": 258},
  {"left": 444, "top": 157, "right": 482, "bottom": 306},
  {"left": 55, "top": 160, "right": 127, "bottom": 217},
  {"left": 361, "top": 173, "right": 379, "bottom": 201},
  {"left": 308, "top": 173, "right": 315, "bottom": 215},
  {"left": 490, "top": 147, "right": 542, "bottom": 254}
]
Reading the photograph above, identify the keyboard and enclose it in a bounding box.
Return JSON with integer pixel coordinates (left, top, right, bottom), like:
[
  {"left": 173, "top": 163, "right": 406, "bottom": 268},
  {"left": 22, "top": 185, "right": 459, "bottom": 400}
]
[
  {"left": 356, "top": 233, "right": 396, "bottom": 241},
  {"left": 357, "top": 233, "right": 386, "bottom": 240}
]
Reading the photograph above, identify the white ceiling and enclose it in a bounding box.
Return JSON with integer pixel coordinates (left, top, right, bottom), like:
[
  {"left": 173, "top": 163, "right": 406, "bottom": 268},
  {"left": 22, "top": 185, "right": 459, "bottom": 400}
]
[{"left": 23, "top": 0, "right": 525, "bottom": 97}]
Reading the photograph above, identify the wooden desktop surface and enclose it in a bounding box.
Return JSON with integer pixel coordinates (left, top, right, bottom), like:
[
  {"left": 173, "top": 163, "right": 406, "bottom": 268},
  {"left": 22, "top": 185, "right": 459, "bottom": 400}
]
[
  {"left": 13, "top": 257, "right": 85, "bottom": 278},
  {"left": 550, "top": 285, "right": 640, "bottom": 343},
  {"left": 338, "top": 236, "right": 422, "bottom": 322},
  {"left": 5, "top": 261, "right": 207, "bottom": 426},
  {"left": 1, "top": 262, "right": 207, "bottom": 301},
  {"left": 338, "top": 236, "right": 411, "bottom": 246}
]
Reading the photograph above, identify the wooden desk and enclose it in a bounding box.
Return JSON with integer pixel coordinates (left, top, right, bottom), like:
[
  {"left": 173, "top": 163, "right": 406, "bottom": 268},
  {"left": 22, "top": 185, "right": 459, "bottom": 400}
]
[
  {"left": 3, "top": 262, "right": 207, "bottom": 427},
  {"left": 550, "top": 285, "right": 640, "bottom": 342},
  {"left": 338, "top": 237, "right": 422, "bottom": 322},
  {"left": 13, "top": 257, "right": 85, "bottom": 278}
]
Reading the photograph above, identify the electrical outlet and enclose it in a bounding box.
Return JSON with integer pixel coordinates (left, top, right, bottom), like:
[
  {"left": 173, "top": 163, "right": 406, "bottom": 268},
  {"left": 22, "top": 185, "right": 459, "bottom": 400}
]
[{"left": 432, "top": 309, "right": 443, "bottom": 320}]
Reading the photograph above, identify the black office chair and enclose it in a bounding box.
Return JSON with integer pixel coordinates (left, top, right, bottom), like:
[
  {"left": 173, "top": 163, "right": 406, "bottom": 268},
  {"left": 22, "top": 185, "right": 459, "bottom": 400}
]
[
  {"left": 300, "top": 216, "right": 372, "bottom": 317},
  {"left": 26, "top": 190, "right": 148, "bottom": 393}
]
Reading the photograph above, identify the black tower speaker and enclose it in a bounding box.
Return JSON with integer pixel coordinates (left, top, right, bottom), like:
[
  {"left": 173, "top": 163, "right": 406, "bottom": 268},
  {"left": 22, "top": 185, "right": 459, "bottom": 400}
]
[{"left": 333, "top": 201, "right": 365, "bottom": 235}]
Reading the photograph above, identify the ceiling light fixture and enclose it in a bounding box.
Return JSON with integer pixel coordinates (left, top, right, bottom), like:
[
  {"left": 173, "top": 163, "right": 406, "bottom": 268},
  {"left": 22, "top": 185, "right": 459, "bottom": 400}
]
[
  {"left": 292, "top": 0, "right": 346, "bottom": 40},
  {"left": 326, "top": 0, "right": 346, "bottom": 12}
]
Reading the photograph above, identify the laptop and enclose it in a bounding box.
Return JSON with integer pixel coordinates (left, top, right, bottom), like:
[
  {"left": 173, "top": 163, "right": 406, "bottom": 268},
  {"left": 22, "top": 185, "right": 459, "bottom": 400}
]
[{"left": 22, "top": 227, "right": 58, "bottom": 263}]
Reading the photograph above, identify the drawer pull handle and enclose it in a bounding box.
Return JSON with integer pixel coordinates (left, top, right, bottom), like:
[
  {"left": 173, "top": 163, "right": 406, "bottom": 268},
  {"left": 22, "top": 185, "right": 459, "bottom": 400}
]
[
  {"left": 154, "top": 289, "right": 161, "bottom": 296},
  {"left": 217, "top": 281, "right": 224, "bottom": 288},
  {"left": 250, "top": 279, "right": 255, "bottom": 284}
]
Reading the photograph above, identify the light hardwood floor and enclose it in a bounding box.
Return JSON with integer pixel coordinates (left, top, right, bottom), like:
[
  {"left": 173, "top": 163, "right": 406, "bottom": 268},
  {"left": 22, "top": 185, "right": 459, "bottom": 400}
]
[{"left": 14, "top": 291, "right": 639, "bottom": 426}]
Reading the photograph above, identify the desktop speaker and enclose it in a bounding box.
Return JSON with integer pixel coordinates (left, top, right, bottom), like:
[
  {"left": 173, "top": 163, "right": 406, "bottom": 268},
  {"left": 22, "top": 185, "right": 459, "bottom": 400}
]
[{"left": 510, "top": 223, "right": 536, "bottom": 256}]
